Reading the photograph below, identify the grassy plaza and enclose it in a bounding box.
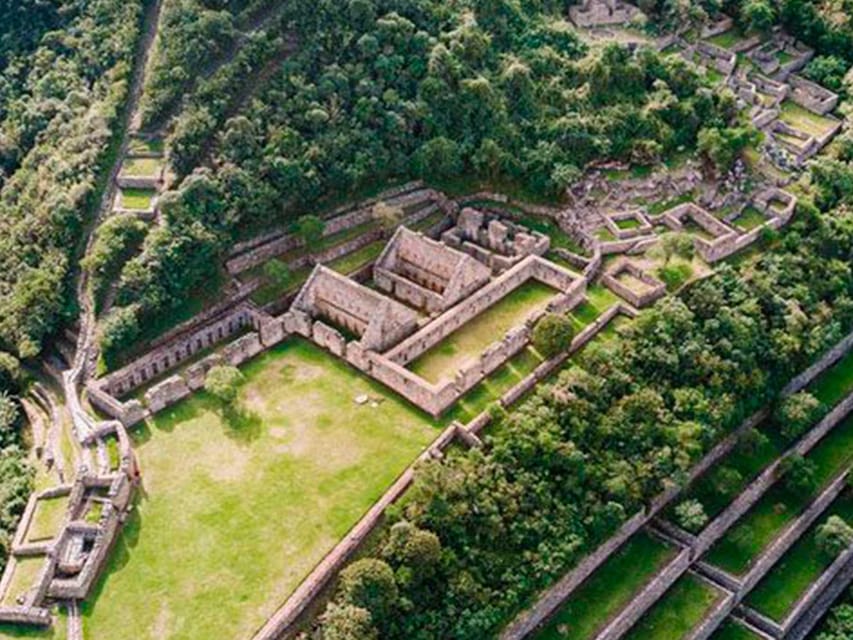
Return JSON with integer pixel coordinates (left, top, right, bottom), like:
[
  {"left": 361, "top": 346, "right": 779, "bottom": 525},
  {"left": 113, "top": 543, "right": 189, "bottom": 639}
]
[
  {"left": 408, "top": 281, "right": 558, "bottom": 383},
  {"left": 80, "top": 339, "right": 440, "bottom": 640}
]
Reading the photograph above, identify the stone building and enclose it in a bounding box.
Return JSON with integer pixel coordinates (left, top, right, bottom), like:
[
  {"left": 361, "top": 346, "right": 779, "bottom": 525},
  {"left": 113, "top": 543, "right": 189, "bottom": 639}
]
[
  {"left": 569, "top": 0, "right": 642, "bottom": 27},
  {"left": 442, "top": 208, "right": 551, "bottom": 273},
  {"left": 292, "top": 265, "right": 419, "bottom": 352},
  {"left": 374, "top": 226, "right": 491, "bottom": 313}
]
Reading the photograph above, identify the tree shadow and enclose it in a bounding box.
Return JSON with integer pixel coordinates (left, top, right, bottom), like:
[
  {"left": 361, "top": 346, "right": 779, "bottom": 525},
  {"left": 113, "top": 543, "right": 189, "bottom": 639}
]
[{"left": 220, "top": 403, "right": 262, "bottom": 444}]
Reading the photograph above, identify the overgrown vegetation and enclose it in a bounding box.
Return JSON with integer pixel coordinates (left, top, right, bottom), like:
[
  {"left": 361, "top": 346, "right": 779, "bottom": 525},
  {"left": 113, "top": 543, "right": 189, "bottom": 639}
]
[
  {"left": 313, "top": 199, "right": 853, "bottom": 637},
  {"left": 101, "top": 0, "right": 746, "bottom": 362}
]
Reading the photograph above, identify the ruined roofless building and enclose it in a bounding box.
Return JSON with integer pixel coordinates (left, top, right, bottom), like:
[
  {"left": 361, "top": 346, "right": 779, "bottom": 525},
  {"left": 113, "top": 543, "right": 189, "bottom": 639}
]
[
  {"left": 374, "top": 226, "right": 491, "bottom": 313},
  {"left": 292, "top": 265, "right": 419, "bottom": 352}
]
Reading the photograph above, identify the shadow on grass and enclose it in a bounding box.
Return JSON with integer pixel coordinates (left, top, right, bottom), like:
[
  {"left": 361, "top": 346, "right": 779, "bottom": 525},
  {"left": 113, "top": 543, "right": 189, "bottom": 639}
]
[
  {"left": 221, "top": 404, "right": 262, "bottom": 444},
  {"left": 79, "top": 500, "right": 143, "bottom": 621}
]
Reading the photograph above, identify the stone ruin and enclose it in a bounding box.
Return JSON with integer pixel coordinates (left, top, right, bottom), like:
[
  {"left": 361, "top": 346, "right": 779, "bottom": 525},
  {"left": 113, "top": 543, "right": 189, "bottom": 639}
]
[
  {"left": 746, "top": 33, "right": 813, "bottom": 78},
  {"left": 601, "top": 259, "right": 667, "bottom": 308},
  {"left": 292, "top": 265, "right": 419, "bottom": 352},
  {"left": 374, "top": 226, "right": 491, "bottom": 313},
  {"left": 442, "top": 207, "right": 551, "bottom": 274},
  {"left": 788, "top": 74, "right": 839, "bottom": 115},
  {"left": 569, "top": 0, "right": 643, "bottom": 27},
  {"left": 0, "top": 421, "right": 136, "bottom": 626},
  {"left": 691, "top": 41, "right": 737, "bottom": 75}
]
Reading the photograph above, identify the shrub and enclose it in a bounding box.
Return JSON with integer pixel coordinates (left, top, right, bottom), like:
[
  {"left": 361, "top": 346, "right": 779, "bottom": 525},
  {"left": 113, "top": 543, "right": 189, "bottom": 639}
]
[
  {"left": 337, "top": 558, "right": 399, "bottom": 619},
  {"left": 657, "top": 262, "right": 693, "bottom": 291},
  {"left": 816, "top": 515, "right": 853, "bottom": 558},
  {"left": 780, "top": 454, "right": 818, "bottom": 495},
  {"left": 321, "top": 603, "right": 378, "bottom": 640},
  {"left": 675, "top": 499, "right": 708, "bottom": 532},
  {"left": 531, "top": 313, "right": 575, "bottom": 358},
  {"left": 775, "top": 391, "right": 823, "bottom": 441},
  {"left": 204, "top": 365, "right": 244, "bottom": 404}
]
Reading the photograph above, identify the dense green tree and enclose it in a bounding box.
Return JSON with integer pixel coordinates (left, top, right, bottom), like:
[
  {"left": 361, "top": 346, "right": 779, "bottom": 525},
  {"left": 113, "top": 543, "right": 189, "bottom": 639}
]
[{"left": 532, "top": 313, "right": 576, "bottom": 358}]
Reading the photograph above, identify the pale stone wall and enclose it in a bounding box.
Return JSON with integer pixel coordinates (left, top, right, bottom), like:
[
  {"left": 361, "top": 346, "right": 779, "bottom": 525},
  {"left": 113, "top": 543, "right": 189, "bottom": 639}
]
[
  {"left": 594, "top": 550, "right": 694, "bottom": 640},
  {"left": 601, "top": 260, "right": 667, "bottom": 308},
  {"left": 569, "top": 0, "right": 643, "bottom": 27},
  {"left": 97, "top": 303, "right": 261, "bottom": 398}
]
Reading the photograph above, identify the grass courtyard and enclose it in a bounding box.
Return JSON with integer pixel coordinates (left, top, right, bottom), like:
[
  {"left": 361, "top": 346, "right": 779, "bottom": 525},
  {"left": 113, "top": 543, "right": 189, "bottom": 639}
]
[
  {"left": 622, "top": 573, "right": 721, "bottom": 640},
  {"left": 120, "top": 157, "right": 162, "bottom": 178},
  {"left": 0, "top": 557, "right": 44, "bottom": 607},
  {"left": 780, "top": 101, "right": 838, "bottom": 139},
  {"left": 80, "top": 339, "right": 441, "bottom": 640},
  {"left": 118, "top": 188, "right": 155, "bottom": 210},
  {"left": 534, "top": 533, "right": 676, "bottom": 640},
  {"left": 25, "top": 495, "right": 69, "bottom": 543},
  {"left": 408, "top": 281, "right": 558, "bottom": 383}
]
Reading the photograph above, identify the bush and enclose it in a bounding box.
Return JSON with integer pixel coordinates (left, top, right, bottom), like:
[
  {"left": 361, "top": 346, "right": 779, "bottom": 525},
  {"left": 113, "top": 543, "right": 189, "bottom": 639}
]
[
  {"left": 531, "top": 313, "right": 575, "bottom": 358},
  {"left": 321, "top": 603, "right": 378, "bottom": 640},
  {"left": 816, "top": 515, "right": 853, "bottom": 558},
  {"left": 675, "top": 499, "right": 708, "bottom": 532},
  {"left": 775, "top": 392, "right": 823, "bottom": 441},
  {"left": 204, "top": 365, "right": 244, "bottom": 404},
  {"left": 657, "top": 262, "right": 693, "bottom": 291},
  {"left": 337, "top": 559, "right": 399, "bottom": 619},
  {"left": 780, "top": 454, "right": 818, "bottom": 495}
]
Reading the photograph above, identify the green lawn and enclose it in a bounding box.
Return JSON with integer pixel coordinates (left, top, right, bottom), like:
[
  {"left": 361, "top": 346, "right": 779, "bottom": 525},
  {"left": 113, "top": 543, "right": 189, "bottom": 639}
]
[
  {"left": 119, "top": 188, "right": 155, "bottom": 210},
  {"left": 534, "top": 533, "right": 676, "bottom": 640},
  {"left": 746, "top": 490, "right": 853, "bottom": 620},
  {"left": 25, "top": 496, "right": 69, "bottom": 543},
  {"left": 734, "top": 207, "right": 768, "bottom": 232},
  {"left": 408, "top": 281, "right": 558, "bottom": 384},
  {"left": 809, "top": 349, "right": 853, "bottom": 407},
  {"left": 710, "top": 620, "right": 761, "bottom": 640},
  {"left": 705, "top": 413, "right": 853, "bottom": 575},
  {"left": 780, "top": 101, "right": 838, "bottom": 138},
  {"left": 614, "top": 217, "right": 641, "bottom": 230},
  {"left": 327, "top": 239, "right": 384, "bottom": 274},
  {"left": 127, "top": 137, "right": 163, "bottom": 156},
  {"left": 0, "top": 557, "right": 45, "bottom": 607},
  {"left": 707, "top": 28, "right": 746, "bottom": 50},
  {"left": 81, "top": 339, "right": 441, "bottom": 640},
  {"left": 622, "top": 573, "right": 721, "bottom": 640},
  {"left": 121, "top": 157, "right": 162, "bottom": 178},
  {"left": 645, "top": 192, "right": 695, "bottom": 216},
  {"left": 445, "top": 346, "right": 545, "bottom": 424}
]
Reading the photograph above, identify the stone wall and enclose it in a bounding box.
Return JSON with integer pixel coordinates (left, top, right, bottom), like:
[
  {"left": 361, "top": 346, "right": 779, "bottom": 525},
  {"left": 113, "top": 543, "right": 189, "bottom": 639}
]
[
  {"left": 385, "top": 256, "right": 581, "bottom": 367},
  {"left": 96, "top": 303, "right": 262, "bottom": 398},
  {"left": 225, "top": 183, "right": 443, "bottom": 274},
  {"left": 601, "top": 260, "right": 667, "bottom": 308},
  {"left": 594, "top": 549, "right": 694, "bottom": 640},
  {"left": 789, "top": 74, "right": 839, "bottom": 115},
  {"left": 782, "top": 329, "right": 853, "bottom": 395},
  {"left": 686, "top": 592, "right": 737, "bottom": 640},
  {"left": 785, "top": 550, "right": 853, "bottom": 640},
  {"left": 701, "top": 16, "right": 733, "bottom": 39}
]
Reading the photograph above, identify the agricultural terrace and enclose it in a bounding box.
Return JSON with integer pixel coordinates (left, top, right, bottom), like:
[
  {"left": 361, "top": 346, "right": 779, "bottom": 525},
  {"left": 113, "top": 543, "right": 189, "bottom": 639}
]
[
  {"left": 408, "top": 281, "right": 559, "bottom": 383},
  {"left": 622, "top": 573, "right": 723, "bottom": 640},
  {"left": 534, "top": 533, "right": 676, "bottom": 640},
  {"left": 704, "top": 413, "right": 853, "bottom": 575},
  {"left": 745, "top": 489, "right": 853, "bottom": 620},
  {"left": 80, "top": 339, "right": 440, "bottom": 640}
]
